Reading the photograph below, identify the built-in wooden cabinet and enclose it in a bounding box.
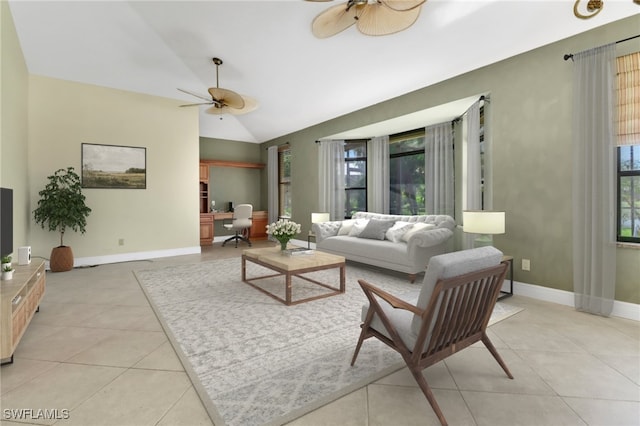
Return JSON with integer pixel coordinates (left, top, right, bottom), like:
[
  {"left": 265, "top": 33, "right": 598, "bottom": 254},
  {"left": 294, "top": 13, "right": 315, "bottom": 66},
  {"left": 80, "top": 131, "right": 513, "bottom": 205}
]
[
  {"left": 200, "top": 213, "right": 214, "bottom": 245},
  {"left": 1, "top": 260, "right": 46, "bottom": 364},
  {"left": 198, "top": 159, "right": 267, "bottom": 246},
  {"left": 199, "top": 162, "right": 210, "bottom": 215},
  {"left": 250, "top": 211, "right": 268, "bottom": 240}
]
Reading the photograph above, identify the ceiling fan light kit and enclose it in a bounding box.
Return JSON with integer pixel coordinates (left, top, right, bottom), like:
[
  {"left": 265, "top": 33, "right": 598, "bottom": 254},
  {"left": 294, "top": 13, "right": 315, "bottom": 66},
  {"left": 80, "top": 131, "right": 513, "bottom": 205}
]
[
  {"left": 309, "top": 0, "right": 426, "bottom": 38},
  {"left": 178, "top": 57, "right": 256, "bottom": 115}
]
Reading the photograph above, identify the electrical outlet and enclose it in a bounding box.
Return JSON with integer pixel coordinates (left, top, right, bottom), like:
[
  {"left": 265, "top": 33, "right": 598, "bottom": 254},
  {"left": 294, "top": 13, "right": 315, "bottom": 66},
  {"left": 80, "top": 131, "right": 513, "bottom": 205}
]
[
  {"left": 118, "top": 238, "right": 125, "bottom": 246},
  {"left": 522, "top": 258, "right": 530, "bottom": 271}
]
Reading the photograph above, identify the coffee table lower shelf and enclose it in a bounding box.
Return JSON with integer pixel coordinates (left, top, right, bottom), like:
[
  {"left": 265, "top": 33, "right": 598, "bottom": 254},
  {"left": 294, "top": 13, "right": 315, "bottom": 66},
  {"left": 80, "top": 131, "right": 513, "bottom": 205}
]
[{"left": 241, "top": 248, "right": 345, "bottom": 306}]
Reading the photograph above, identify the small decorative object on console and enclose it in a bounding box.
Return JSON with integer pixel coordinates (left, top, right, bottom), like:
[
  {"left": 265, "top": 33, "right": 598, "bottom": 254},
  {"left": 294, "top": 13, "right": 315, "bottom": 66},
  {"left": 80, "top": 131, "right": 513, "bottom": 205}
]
[{"left": 266, "top": 219, "right": 302, "bottom": 251}]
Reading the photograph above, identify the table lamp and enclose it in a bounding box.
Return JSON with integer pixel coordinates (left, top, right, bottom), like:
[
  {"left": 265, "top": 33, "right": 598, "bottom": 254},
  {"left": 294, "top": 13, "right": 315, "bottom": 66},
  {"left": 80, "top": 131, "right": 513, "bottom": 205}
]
[
  {"left": 463, "top": 210, "right": 505, "bottom": 247},
  {"left": 309, "top": 212, "right": 330, "bottom": 248},
  {"left": 311, "top": 212, "right": 330, "bottom": 224}
]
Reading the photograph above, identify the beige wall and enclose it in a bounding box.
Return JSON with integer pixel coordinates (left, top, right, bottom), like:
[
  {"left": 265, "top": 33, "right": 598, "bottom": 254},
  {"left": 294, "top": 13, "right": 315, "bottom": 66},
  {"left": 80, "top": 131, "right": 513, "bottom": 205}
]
[
  {"left": 1, "top": 1, "right": 30, "bottom": 251},
  {"left": 27, "top": 76, "right": 200, "bottom": 259},
  {"left": 261, "top": 15, "right": 640, "bottom": 304}
]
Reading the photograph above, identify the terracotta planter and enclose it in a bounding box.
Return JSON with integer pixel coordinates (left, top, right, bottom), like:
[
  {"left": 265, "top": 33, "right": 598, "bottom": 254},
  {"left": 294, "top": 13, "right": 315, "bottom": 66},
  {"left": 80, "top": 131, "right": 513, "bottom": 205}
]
[{"left": 50, "top": 246, "right": 74, "bottom": 272}]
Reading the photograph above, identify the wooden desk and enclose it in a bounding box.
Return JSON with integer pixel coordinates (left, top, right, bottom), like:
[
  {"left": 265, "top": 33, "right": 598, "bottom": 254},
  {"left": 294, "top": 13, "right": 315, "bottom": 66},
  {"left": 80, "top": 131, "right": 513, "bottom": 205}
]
[{"left": 200, "top": 211, "right": 268, "bottom": 245}]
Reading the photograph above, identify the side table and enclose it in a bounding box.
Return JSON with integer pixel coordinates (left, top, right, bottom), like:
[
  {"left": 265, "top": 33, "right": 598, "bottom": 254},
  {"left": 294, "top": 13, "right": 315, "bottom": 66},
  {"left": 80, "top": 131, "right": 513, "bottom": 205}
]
[
  {"left": 498, "top": 255, "right": 514, "bottom": 300},
  {"left": 307, "top": 231, "right": 316, "bottom": 249}
]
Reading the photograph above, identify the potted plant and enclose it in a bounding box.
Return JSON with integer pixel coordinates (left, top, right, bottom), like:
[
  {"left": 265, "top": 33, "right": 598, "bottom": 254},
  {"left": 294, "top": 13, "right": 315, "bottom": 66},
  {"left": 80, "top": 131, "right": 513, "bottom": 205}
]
[
  {"left": 2, "top": 264, "right": 14, "bottom": 280},
  {"left": 1, "top": 254, "right": 11, "bottom": 269},
  {"left": 33, "top": 167, "right": 91, "bottom": 272}
]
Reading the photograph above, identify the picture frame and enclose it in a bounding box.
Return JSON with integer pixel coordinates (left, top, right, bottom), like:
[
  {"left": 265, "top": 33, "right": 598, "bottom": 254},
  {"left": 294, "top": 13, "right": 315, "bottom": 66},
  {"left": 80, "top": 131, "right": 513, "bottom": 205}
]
[{"left": 81, "top": 143, "right": 146, "bottom": 189}]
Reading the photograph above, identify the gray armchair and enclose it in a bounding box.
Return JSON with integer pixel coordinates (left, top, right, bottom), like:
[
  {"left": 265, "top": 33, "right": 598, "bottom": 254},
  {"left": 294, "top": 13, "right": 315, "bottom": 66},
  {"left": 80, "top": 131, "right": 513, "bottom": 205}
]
[{"left": 351, "top": 246, "right": 512, "bottom": 426}]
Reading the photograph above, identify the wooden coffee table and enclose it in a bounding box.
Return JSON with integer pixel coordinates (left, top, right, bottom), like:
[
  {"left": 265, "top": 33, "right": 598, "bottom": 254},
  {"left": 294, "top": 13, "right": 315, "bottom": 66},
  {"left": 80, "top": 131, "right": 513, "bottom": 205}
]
[{"left": 242, "top": 246, "right": 346, "bottom": 306}]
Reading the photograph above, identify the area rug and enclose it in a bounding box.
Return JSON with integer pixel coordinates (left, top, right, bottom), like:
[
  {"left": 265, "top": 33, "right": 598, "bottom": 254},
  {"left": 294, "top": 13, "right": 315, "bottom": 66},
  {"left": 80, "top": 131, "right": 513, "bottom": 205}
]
[{"left": 135, "top": 258, "right": 522, "bottom": 426}]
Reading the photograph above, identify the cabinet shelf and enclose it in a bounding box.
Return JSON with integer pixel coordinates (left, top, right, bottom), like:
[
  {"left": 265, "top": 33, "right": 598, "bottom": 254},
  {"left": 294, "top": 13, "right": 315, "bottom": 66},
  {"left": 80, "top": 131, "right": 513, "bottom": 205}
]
[{"left": 1, "top": 260, "right": 46, "bottom": 364}]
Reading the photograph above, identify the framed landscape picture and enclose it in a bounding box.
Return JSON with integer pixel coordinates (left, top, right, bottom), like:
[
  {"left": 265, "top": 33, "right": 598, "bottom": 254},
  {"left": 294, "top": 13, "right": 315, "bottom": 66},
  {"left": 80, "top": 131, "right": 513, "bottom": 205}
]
[{"left": 81, "top": 143, "right": 146, "bottom": 189}]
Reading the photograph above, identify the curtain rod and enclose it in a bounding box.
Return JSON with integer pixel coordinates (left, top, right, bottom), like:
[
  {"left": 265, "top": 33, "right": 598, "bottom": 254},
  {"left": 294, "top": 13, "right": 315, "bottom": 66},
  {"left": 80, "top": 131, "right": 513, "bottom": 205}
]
[
  {"left": 563, "top": 34, "right": 640, "bottom": 61},
  {"left": 452, "top": 95, "right": 489, "bottom": 124}
]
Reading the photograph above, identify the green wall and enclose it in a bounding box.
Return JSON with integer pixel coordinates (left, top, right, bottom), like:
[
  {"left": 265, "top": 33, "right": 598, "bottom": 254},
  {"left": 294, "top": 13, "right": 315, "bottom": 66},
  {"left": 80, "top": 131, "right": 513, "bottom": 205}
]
[
  {"left": 200, "top": 137, "right": 263, "bottom": 235},
  {"left": 260, "top": 15, "right": 640, "bottom": 304}
]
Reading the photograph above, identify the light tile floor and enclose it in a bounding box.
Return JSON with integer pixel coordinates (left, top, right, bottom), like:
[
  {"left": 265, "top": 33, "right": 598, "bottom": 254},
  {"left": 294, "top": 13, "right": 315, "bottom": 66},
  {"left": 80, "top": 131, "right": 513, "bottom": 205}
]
[{"left": 1, "top": 241, "right": 638, "bottom": 426}]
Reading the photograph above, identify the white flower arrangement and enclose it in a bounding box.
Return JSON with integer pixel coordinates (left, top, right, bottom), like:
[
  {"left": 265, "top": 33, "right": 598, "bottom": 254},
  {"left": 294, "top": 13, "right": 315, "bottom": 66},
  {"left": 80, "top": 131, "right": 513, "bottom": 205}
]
[{"left": 266, "top": 219, "right": 301, "bottom": 246}]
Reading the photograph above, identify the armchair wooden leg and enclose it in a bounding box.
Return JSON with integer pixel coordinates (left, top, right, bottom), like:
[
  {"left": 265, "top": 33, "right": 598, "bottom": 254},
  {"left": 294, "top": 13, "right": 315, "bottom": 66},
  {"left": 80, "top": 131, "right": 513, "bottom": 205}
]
[
  {"left": 410, "top": 367, "right": 448, "bottom": 426},
  {"left": 350, "top": 326, "right": 368, "bottom": 366},
  {"left": 481, "top": 333, "right": 514, "bottom": 379}
]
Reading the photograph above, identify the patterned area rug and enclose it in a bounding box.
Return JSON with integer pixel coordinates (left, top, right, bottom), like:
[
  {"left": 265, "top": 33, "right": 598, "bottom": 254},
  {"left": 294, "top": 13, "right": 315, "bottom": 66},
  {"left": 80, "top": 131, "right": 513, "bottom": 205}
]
[{"left": 135, "top": 258, "right": 522, "bottom": 426}]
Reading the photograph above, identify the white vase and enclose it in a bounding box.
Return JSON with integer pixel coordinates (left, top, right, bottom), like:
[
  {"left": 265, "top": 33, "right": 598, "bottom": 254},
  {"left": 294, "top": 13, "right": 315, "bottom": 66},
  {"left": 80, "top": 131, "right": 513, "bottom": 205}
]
[{"left": 1, "top": 270, "right": 14, "bottom": 280}]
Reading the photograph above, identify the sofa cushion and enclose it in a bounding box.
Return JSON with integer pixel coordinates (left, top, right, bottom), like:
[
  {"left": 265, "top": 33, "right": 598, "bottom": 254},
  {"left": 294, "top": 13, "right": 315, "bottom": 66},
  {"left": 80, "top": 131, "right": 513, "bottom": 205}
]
[
  {"left": 337, "top": 219, "right": 356, "bottom": 236},
  {"left": 401, "top": 222, "right": 436, "bottom": 242},
  {"left": 319, "top": 236, "right": 409, "bottom": 266},
  {"left": 385, "top": 221, "right": 414, "bottom": 243},
  {"left": 348, "top": 219, "right": 369, "bottom": 237},
  {"left": 358, "top": 218, "right": 395, "bottom": 240}
]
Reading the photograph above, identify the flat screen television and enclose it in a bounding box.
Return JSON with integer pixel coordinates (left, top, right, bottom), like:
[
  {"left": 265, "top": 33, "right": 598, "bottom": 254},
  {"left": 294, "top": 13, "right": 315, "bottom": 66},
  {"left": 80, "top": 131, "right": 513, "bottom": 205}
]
[{"left": 0, "top": 187, "right": 13, "bottom": 257}]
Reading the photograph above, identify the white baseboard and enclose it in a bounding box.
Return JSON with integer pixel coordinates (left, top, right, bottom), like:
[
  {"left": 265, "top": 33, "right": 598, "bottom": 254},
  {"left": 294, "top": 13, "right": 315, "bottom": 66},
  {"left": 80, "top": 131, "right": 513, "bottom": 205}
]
[
  {"left": 64, "top": 245, "right": 639, "bottom": 322},
  {"left": 514, "top": 281, "right": 639, "bottom": 321},
  {"left": 58, "top": 246, "right": 202, "bottom": 269}
]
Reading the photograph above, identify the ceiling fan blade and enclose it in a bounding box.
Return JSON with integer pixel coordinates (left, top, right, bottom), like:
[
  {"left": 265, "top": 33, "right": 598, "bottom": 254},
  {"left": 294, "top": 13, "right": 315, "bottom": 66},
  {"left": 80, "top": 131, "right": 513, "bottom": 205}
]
[
  {"left": 208, "top": 87, "right": 245, "bottom": 109},
  {"left": 379, "top": 0, "right": 426, "bottom": 12},
  {"left": 311, "top": 2, "right": 360, "bottom": 38},
  {"left": 228, "top": 95, "right": 259, "bottom": 115},
  {"left": 357, "top": 1, "right": 421, "bottom": 36},
  {"left": 179, "top": 102, "right": 214, "bottom": 107},
  {"left": 177, "top": 88, "right": 212, "bottom": 102}
]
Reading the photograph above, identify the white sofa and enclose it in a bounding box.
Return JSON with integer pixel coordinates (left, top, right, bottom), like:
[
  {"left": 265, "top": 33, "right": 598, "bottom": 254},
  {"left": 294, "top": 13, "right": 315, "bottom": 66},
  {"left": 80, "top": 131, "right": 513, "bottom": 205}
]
[{"left": 312, "top": 212, "right": 456, "bottom": 282}]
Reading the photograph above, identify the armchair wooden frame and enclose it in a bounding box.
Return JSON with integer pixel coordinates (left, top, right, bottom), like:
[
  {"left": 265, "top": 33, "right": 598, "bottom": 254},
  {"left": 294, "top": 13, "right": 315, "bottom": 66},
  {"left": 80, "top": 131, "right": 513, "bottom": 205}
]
[{"left": 351, "top": 261, "right": 512, "bottom": 426}]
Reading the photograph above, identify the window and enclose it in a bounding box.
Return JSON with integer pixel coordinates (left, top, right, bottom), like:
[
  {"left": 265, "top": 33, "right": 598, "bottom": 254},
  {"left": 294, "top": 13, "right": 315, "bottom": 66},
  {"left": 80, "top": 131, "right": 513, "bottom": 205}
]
[
  {"left": 615, "top": 52, "right": 639, "bottom": 243},
  {"left": 618, "top": 145, "right": 640, "bottom": 242},
  {"left": 278, "top": 146, "right": 291, "bottom": 218},
  {"left": 344, "top": 140, "right": 367, "bottom": 218},
  {"left": 389, "top": 130, "right": 425, "bottom": 215}
]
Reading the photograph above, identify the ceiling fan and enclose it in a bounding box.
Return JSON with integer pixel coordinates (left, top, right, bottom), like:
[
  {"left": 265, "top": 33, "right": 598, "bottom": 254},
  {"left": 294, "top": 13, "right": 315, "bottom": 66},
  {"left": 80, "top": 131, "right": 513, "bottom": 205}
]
[
  {"left": 178, "top": 57, "right": 257, "bottom": 115},
  {"left": 308, "top": 0, "right": 426, "bottom": 39}
]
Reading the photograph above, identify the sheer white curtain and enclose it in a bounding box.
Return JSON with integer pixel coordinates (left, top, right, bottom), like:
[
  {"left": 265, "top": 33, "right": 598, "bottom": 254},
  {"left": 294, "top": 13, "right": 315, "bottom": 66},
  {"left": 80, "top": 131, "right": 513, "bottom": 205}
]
[
  {"left": 368, "top": 135, "right": 389, "bottom": 213},
  {"left": 318, "top": 140, "right": 345, "bottom": 220},
  {"left": 267, "top": 145, "right": 279, "bottom": 226},
  {"left": 463, "top": 101, "right": 482, "bottom": 249},
  {"left": 425, "top": 122, "right": 454, "bottom": 217},
  {"left": 572, "top": 43, "right": 616, "bottom": 316}
]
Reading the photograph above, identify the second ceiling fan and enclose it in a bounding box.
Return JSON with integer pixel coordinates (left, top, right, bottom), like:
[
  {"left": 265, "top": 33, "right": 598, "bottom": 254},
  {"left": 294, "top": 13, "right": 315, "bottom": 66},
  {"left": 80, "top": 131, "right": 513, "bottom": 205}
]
[
  {"left": 309, "top": 0, "right": 426, "bottom": 38},
  {"left": 179, "top": 57, "right": 257, "bottom": 115}
]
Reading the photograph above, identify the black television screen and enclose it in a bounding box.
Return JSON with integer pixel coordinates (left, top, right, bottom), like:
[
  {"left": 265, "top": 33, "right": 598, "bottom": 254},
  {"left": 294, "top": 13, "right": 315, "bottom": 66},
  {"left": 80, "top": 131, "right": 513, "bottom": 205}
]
[{"left": 1, "top": 187, "right": 13, "bottom": 257}]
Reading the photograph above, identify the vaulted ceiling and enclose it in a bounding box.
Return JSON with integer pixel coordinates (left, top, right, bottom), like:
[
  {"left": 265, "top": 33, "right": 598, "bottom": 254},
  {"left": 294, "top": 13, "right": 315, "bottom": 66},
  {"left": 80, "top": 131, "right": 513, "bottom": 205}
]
[{"left": 8, "top": 1, "right": 639, "bottom": 143}]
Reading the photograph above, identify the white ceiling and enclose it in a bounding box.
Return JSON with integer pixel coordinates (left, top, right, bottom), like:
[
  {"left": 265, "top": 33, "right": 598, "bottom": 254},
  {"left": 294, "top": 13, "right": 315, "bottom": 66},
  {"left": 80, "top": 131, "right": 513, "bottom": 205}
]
[{"left": 8, "top": 1, "right": 640, "bottom": 143}]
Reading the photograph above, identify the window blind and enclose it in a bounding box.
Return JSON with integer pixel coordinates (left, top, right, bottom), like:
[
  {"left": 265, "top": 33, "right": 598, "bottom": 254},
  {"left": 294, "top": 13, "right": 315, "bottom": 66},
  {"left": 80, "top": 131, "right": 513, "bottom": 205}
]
[{"left": 616, "top": 51, "right": 640, "bottom": 145}]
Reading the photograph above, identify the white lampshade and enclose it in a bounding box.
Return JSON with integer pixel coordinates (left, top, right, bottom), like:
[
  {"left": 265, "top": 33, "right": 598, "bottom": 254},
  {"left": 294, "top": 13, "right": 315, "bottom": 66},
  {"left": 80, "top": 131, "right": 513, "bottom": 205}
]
[
  {"left": 311, "top": 212, "right": 330, "bottom": 223},
  {"left": 463, "top": 211, "right": 505, "bottom": 234}
]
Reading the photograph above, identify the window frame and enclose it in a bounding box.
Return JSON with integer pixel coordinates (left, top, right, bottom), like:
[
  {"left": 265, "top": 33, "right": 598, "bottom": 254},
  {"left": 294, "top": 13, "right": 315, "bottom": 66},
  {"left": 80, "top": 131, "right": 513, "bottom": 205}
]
[
  {"left": 344, "top": 140, "right": 367, "bottom": 219},
  {"left": 278, "top": 145, "right": 291, "bottom": 219},
  {"left": 617, "top": 145, "right": 640, "bottom": 243},
  {"left": 389, "top": 129, "right": 426, "bottom": 216}
]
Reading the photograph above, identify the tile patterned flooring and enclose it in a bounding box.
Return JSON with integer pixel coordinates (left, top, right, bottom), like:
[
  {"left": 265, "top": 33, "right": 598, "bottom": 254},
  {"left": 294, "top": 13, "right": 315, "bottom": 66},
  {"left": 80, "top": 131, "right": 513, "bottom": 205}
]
[{"left": 1, "top": 241, "right": 638, "bottom": 426}]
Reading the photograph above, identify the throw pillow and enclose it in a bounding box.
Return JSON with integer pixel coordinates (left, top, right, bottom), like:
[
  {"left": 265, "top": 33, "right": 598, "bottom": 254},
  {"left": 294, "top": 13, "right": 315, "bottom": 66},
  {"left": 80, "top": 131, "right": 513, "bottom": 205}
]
[
  {"left": 358, "top": 218, "right": 395, "bottom": 240},
  {"left": 337, "top": 219, "right": 356, "bottom": 236},
  {"left": 401, "top": 222, "right": 436, "bottom": 242},
  {"left": 385, "top": 221, "right": 414, "bottom": 243},
  {"left": 348, "top": 219, "right": 369, "bottom": 237}
]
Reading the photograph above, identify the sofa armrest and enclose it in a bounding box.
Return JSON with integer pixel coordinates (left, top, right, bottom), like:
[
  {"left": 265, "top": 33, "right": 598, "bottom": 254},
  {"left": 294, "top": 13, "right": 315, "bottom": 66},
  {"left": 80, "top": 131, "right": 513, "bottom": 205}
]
[{"left": 312, "top": 221, "right": 342, "bottom": 243}]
